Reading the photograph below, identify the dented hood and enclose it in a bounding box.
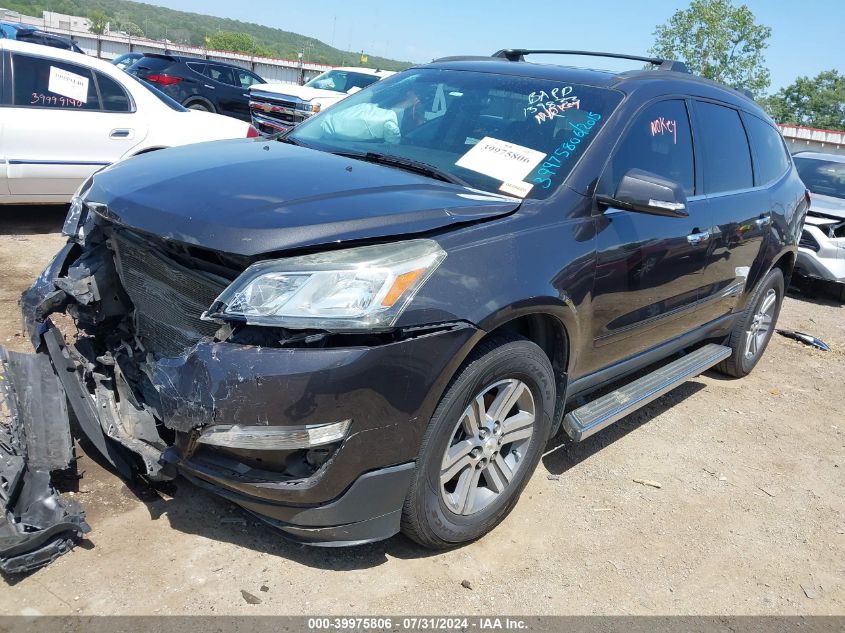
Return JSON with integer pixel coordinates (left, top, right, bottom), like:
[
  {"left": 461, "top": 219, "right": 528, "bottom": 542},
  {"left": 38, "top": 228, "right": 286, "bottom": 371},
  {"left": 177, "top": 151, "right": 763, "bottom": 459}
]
[
  {"left": 809, "top": 193, "right": 845, "bottom": 220},
  {"left": 86, "top": 139, "right": 519, "bottom": 257}
]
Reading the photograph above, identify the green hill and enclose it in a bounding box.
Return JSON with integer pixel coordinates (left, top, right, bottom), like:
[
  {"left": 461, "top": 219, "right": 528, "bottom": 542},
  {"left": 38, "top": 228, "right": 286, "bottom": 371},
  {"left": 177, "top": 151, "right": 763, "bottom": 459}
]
[{"left": 2, "top": 0, "right": 413, "bottom": 70}]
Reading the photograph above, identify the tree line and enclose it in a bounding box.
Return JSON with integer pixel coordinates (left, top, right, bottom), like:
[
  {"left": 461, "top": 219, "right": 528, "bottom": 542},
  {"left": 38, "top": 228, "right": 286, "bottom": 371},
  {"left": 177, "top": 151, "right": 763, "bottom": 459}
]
[
  {"left": 1, "top": 0, "right": 410, "bottom": 70},
  {"left": 3, "top": 0, "right": 841, "bottom": 129},
  {"left": 650, "top": 0, "right": 844, "bottom": 131}
]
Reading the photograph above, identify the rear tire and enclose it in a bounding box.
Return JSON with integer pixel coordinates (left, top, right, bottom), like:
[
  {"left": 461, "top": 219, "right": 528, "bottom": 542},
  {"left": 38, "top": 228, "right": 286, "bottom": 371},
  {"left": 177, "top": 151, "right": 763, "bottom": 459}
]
[
  {"left": 186, "top": 102, "right": 213, "bottom": 113},
  {"left": 716, "top": 267, "right": 784, "bottom": 378},
  {"left": 401, "top": 334, "right": 555, "bottom": 549}
]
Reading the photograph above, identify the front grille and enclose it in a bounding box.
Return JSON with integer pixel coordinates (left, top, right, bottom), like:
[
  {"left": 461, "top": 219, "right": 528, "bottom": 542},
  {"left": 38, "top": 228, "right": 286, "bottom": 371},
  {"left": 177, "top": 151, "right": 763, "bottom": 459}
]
[
  {"left": 260, "top": 110, "right": 297, "bottom": 125},
  {"left": 256, "top": 96, "right": 298, "bottom": 110},
  {"left": 112, "top": 234, "right": 226, "bottom": 358},
  {"left": 250, "top": 93, "right": 303, "bottom": 125},
  {"left": 799, "top": 230, "right": 821, "bottom": 252}
]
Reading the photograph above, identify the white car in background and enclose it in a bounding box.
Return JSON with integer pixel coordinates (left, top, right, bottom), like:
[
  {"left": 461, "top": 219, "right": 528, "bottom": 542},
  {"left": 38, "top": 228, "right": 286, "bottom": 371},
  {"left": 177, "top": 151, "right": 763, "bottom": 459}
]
[
  {"left": 0, "top": 39, "right": 258, "bottom": 204},
  {"left": 249, "top": 66, "right": 394, "bottom": 135}
]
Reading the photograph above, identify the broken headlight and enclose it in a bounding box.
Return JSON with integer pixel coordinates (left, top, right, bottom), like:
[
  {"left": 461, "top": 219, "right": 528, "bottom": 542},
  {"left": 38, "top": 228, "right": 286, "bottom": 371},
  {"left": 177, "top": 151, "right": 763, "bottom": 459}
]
[
  {"left": 206, "top": 239, "right": 446, "bottom": 330},
  {"left": 61, "top": 196, "right": 87, "bottom": 238}
]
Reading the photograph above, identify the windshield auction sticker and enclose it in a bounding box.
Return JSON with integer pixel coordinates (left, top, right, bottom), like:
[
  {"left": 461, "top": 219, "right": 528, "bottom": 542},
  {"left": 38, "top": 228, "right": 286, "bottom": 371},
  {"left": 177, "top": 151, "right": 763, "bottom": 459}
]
[
  {"left": 48, "top": 66, "right": 89, "bottom": 103},
  {"left": 456, "top": 137, "right": 546, "bottom": 184},
  {"left": 499, "top": 181, "right": 534, "bottom": 198}
]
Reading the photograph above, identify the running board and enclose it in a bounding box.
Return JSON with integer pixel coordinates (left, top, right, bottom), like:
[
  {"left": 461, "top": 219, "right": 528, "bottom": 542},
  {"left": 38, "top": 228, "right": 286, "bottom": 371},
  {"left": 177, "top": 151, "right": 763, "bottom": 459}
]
[{"left": 563, "top": 344, "right": 731, "bottom": 442}]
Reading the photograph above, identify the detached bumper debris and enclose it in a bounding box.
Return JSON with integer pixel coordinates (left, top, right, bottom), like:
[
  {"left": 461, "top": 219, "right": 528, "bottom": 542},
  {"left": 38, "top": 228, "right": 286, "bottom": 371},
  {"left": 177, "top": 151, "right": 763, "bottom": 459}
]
[
  {"left": 0, "top": 346, "right": 90, "bottom": 574},
  {"left": 776, "top": 329, "right": 831, "bottom": 352}
]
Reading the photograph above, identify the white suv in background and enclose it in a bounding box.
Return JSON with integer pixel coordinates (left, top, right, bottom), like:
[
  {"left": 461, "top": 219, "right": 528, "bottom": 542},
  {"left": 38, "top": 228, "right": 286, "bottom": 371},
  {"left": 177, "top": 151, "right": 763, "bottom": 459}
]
[
  {"left": 793, "top": 151, "right": 845, "bottom": 300},
  {"left": 0, "top": 40, "right": 258, "bottom": 205},
  {"left": 249, "top": 67, "right": 394, "bottom": 135}
]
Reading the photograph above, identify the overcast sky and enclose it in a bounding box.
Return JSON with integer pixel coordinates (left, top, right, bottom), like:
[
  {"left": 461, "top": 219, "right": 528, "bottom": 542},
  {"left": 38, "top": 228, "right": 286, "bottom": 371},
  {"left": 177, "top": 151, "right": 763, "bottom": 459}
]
[{"left": 148, "top": 0, "right": 844, "bottom": 93}]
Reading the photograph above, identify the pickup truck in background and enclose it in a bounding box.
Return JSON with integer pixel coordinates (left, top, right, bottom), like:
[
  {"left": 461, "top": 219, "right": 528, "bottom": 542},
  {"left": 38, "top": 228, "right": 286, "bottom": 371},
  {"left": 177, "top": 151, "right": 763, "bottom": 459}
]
[{"left": 249, "top": 66, "right": 394, "bottom": 135}]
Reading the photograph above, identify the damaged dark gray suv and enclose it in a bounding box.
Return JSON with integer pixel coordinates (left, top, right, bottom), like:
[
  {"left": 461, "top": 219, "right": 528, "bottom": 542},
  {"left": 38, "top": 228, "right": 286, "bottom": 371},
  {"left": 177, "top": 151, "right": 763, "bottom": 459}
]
[{"left": 4, "top": 50, "right": 808, "bottom": 571}]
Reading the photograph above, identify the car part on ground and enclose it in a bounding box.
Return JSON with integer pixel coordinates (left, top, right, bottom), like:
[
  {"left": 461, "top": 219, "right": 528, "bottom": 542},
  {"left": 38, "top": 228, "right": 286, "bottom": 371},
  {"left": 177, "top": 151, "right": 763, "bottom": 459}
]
[
  {"left": 0, "top": 347, "right": 90, "bottom": 574},
  {"left": 776, "top": 329, "right": 831, "bottom": 352},
  {"left": 16, "top": 49, "right": 806, "bottom": 567}
]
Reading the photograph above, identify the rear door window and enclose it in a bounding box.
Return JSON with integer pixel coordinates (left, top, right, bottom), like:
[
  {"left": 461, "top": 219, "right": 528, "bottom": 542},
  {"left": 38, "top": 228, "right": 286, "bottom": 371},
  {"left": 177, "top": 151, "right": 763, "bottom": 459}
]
[
  {"left": 694, "top": 101, "right": 754, "bottom": 194},
  {"left": 744, "top": 114, "right": 791, "bottom": 186},
  {"left": 600, "top": 99, "right": 695, "bottom": 196},
  {"left": 11, "top": 53, "right": 99, "bottom": 110}
]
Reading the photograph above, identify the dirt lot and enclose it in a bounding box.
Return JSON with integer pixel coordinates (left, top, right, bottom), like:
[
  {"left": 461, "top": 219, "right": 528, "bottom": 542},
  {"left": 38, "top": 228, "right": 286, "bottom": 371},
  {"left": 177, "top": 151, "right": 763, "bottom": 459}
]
[{"left": 0, "top": 206, "right": 842, "bottom": 616}]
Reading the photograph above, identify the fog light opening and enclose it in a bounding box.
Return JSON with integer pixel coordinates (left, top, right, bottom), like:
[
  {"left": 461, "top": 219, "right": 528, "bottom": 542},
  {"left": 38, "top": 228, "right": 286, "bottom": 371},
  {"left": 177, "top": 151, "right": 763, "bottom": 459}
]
[{"left": 196, "top": 419, "right": 351, "bottom": 450}]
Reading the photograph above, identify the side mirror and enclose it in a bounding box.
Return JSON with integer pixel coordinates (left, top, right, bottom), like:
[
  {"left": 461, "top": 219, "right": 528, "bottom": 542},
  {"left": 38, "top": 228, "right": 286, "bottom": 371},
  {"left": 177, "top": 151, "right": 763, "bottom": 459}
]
[{"left": 597, "top": 168, "right": 689, "bottom": 218}]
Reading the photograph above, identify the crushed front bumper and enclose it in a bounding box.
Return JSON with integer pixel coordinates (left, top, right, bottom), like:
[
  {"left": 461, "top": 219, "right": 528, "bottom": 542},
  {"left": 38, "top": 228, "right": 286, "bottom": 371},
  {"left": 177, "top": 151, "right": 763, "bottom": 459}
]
[
  {"left": 30, "top": 319, "right": 475, "bottom": 545},
  {"left": 795, "top": 216, "right": 845, "bottom": 283},
  {"left": 19, "top": 224, "right": 481, "bottom": 552},
  {"left": 0, "top": 346, "right": 89, "bottom": 574}
]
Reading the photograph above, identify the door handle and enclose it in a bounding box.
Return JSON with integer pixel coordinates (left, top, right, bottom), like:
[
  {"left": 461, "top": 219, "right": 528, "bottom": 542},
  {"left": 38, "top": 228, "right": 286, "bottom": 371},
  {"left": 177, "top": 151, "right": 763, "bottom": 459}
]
[
  {"left": 204, "top": 84, "right": 215, "bottom": 89},
  {"left": 109, "top": 129, "right": 132, "bottom": 139},
  {"left": 686, "top": 229, "right": 711, "bottom": 246},
  {"left": 755, "top": 215, "right": 771, "bottom": 227}
]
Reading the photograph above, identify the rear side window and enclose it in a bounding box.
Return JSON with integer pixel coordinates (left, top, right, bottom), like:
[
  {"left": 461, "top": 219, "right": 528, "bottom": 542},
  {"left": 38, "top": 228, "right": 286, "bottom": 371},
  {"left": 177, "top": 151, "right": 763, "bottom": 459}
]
[
  {"left": 745, "top": 114, "right": 791, "bottom": 185},
  {"left": 96, "top": 72, "right": 132, "bottom": 112},
  {"left": 12, "top": 54, "right": 98, "bottom": 109},
  {"left": 601, "top": 99, "right": 695, "bottom": 196},
  {"left": 695, "top": 101, "right": 753, "bottom": 194},
  {"left": 186, "top": 61, "right": 207, "bottom": 75}
]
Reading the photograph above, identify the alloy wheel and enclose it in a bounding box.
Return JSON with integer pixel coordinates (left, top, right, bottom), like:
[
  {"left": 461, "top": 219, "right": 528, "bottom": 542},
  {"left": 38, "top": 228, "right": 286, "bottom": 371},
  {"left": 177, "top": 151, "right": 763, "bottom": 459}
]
[
  {"left": 745, "top": 288, "right": 777, "bottom": 359},
  {"left": 440, "top": 379, "right": 536, "bottom": 516}
]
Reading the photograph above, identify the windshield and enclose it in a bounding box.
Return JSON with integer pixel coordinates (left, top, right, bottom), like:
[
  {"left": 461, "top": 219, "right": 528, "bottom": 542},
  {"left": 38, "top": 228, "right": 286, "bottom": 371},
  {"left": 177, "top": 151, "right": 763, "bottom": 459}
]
[
  {"left": 290, "top": 68, "right": 622, "bottom": 199},
  {"left": 304, "top": 69, "right": 382, "bottom": 93},
  {"left": 795, "top": 157, "right": 845, "bottom": 200}
]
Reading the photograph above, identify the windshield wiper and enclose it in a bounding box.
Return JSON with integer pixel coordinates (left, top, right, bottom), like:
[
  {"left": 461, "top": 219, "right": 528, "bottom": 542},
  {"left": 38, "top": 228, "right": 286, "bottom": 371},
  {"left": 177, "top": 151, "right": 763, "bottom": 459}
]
[
  {"left": 278, "top": 133, "right": 306, "bottom": 146},
  {"left": 334, "top": 151, "right": 470, "bottom": 187}
]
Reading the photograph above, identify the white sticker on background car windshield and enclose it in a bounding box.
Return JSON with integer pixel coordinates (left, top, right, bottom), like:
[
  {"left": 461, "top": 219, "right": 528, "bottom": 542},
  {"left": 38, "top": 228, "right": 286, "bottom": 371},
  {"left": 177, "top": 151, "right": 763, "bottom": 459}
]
[
  {"left": 455, "top": 137, "right": 546, "bottom": 184},
  {"left": 48, "top": 66, "right": 89, "bottom": 103},
  {"left": 499, "top": 181, "right": 534, "bottom": 198}
]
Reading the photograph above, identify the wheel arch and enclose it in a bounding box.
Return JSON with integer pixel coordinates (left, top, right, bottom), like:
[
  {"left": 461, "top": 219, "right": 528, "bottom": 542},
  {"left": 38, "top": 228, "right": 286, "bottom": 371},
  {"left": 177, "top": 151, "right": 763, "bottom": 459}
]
[
  {"left": 478, "top": 310, "right": 571, "bottom": 433},
  {"left": 739, "top": 245, "right": 797, "bottom": 313},
  {"left": 771, "top": 249, "right": 796, "bottom": 285}
]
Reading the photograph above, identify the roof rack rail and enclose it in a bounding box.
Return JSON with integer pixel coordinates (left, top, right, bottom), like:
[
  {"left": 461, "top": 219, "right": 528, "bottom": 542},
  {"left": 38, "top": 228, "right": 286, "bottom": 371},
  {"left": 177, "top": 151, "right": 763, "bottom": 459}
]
[
  {"left": 431, "top": 55, "right": 500, "bottom": 63},
  {"left": 491, "top": 49, "right": 690, "bottom": 74}
]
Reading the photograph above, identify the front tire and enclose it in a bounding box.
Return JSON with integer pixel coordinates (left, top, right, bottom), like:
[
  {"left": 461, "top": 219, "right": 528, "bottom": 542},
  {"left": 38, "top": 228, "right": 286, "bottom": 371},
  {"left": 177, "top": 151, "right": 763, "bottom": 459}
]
[
  {"left": 401, "top": 334, "right": 555, "bottom": 549},
  {"left": 186, "top": 102, "right": 213, "bottom": 113},
  {"left": 716, "top": 267, "right": 785, "bottom": 378}
]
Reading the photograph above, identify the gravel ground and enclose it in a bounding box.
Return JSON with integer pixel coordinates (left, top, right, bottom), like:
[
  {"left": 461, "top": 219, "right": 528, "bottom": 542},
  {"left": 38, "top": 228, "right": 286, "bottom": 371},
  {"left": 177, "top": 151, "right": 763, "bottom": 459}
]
[{"left": 0, "top": 206, "right": 842, "bottom": 616}]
